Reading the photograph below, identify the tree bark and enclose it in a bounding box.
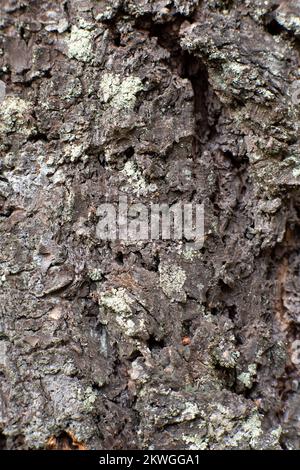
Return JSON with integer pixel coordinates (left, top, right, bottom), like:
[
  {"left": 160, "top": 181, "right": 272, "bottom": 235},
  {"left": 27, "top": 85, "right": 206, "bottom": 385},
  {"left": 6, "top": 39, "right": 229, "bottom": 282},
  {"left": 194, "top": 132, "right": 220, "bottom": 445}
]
[{"left": 1, "top": 0, "right": 300, "bottom": 450}]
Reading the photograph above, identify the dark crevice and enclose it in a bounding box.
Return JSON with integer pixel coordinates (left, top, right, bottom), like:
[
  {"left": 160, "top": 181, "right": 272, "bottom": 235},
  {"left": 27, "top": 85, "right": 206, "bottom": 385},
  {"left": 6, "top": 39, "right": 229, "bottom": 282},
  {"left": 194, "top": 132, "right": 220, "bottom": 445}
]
[
  {"left": 223, "top": 150, "right": 248, "bottom": 169},
  {"left": 138, "top": 251, "right": 160, "bottom": 272},
  {"left": 227, "top": 305, "right": 237, "bottom": 320},
  {"left": 42, "top": 69, "right": 53, "bottom": 80},
  {"left": 222, "top": 0, "right": 235, "bottom": 9},
  {"left": 97, "top": 153, "right": 107, "bottom": 168},
  {"left": 210, "top": 307, "right": 219, "bottom": 316},
  {"left": 265, "top": 18, "right": 285, "bottom": 36},
  {"left": 128, "top": 350, "right": 143, "bottom": 361},
  {"left": 263, "top": 4, "right": 285, "bottom": 37},
  {"left": 0, "top": 431, "right": 7, "bottom": 450},
  {"left": 148, "top": 16, "right": 185, "bottom": 51},
  {"left": 218, "top": 278, "right": 233, "bottom": 293},
  {"left": 0, "top": 205, "right": 14, "bottom": 218},
  {"left": 27, "top": 132, "right": 50, "bottom": 143},
  {"left": 182, "top": 319, "right": 192, "bottom": 336},
  {"left": 181, "top": 51, "right": 211, "bottom": 151},
  {"left": 123, "top": 146, "right": 134, "bottom": 159},
  {"left": 134, "top": 13, "right": 216, "bottom": 157},
  {"left": 146, "top": 334, "right": 165, "bottom": 351},
  {"left": 213, "top": 363, "right": 236, "bottom": 391},
  {"left": 115, "top": 252, "right": 124, "bottom": 265},
  {"left": 107, "top": 23, "right": 123, "bottom": 47},
  {"left": 63, "top": 0, "right": 72, "bottom": 33},
  {"left": 113, "top": 30, "right": 121, "bottom": 47}
]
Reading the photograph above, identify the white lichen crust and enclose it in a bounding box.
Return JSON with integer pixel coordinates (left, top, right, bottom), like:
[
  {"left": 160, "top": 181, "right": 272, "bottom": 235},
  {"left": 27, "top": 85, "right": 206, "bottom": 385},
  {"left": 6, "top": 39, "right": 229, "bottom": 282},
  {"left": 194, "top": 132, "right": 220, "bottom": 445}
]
[
  {"left": 66, "top": 26, "right": 94, "bottom": 62},
  {"left": 99, "top": 72, "right": 143, "bottom": 110}
]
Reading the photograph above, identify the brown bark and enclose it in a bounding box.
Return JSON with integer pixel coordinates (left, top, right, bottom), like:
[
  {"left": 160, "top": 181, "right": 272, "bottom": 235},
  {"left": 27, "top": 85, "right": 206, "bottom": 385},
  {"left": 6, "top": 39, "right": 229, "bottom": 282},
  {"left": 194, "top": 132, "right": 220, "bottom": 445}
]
[{"left": 1, "top": 0, "right": 300, "bottom": 450}]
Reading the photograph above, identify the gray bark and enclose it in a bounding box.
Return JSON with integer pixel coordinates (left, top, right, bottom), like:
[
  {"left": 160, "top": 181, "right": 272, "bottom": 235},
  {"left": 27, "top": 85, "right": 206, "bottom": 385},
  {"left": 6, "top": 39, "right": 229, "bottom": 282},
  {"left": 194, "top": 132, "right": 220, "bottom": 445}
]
[{"left": 0, "top": 0, "right": 300, "bottom": 450}]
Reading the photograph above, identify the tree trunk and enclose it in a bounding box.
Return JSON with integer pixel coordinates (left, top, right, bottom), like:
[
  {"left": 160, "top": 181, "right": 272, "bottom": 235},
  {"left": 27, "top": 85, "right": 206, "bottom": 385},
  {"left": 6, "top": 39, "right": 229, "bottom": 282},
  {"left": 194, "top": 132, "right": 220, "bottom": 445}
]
[{"left": 1, "top": 0, "right": 300, "bottom": 450}]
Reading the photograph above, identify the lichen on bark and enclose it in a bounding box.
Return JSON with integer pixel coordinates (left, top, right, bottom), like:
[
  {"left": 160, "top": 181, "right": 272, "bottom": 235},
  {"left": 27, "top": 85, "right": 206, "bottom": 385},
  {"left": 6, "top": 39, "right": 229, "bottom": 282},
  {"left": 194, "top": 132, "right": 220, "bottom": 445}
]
[{"left": 0, "top": 0, "right": 300, "bottom": 450}]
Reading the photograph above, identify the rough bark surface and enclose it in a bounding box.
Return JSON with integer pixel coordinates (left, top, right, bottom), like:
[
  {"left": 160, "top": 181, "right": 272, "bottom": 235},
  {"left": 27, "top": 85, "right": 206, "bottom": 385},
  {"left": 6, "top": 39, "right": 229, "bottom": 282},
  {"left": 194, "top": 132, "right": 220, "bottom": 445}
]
[{"left": 1, "top": 0, "right": 300, "bottom": 450}]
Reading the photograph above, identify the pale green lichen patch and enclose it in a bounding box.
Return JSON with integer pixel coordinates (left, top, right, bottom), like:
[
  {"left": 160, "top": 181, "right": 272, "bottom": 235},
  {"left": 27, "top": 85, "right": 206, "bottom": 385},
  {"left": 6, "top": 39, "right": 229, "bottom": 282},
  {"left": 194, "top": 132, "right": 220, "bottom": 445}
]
[
  {"left": 88, "top": 269, "right": 102, "bottom": 282},
  {"left": 182, "top": 426, "right": 208, "bottom": 450},
  {"left": 65, "top": 26, "right": 93, "bottom": 62},
  {"left": 241, "top": 413, "right": 263, "bottom": 445},
  {"left": 152, "top": 399, "right": 200, "bottom": 426},
  {"left": 62, "top": 143, "right": 88, "bottom": 163},
  {"left": 180, "top": 402, "right": 200, "bottom": 422},
  {"left": 99, "top": 288, "right": 134, "bottom": 315},
  {"left": 159, "top": 262, "right": 186, "bottom": 302},
  {"left": 0, "top": 96, "right": 31, "bottom": 135},
  {"left": 121, "top": 161, "right": 157, "bottom": 195},
  {"left": 63, "top": 78, "right": 82, "bottom": 101},
  {"left": 80, "top": 386, "right": 97, "bottom": 412},
  {"left": 115, "top": 315, "right": 145, "bottom": 337},
  {"left": 238, "top": 363, "right": 257, "bottom": 388},
  {"left": 207, "top": 405, "right": 263, "bottom": 449},
  {"left": 238, "top": 372, "right": 252, "bottom": 388},
  {"left": 182, "top": 247, "right": 202, "bottom": 261},
  {"left": 213, "top": 341, "right": 240, "bottom": 368},
  {"left": 271, "top": 426, "right": 282, "bottom": 442},
  {"left": 182, "top": 436, "right": 207, "bottom": 450},
  {"left": 99, "top": 72, "right": 143, "bottom": 110},
  {"left": 99, "top": 288, "right": 146, "bottom": 337},
  {"left": 293, "top": 167, "right": 300, "bottom": 178}
]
